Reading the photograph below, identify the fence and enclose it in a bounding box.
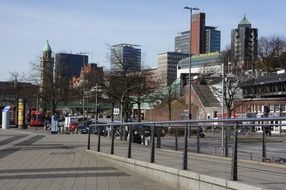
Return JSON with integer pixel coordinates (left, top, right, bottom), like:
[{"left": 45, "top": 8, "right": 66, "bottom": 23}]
[{"left": 86, "top": 116, "right": 286, "bottom": 181}]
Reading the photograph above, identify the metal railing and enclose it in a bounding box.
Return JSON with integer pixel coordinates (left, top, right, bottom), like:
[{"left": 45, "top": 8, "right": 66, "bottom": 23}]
[{"left": 86, "top": 116, "right": 286, "bottom": 181}]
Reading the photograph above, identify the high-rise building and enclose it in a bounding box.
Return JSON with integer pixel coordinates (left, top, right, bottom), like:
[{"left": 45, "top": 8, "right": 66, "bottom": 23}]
[
  {"left": 111, "top": 43, "right": 141, "bottom": 73},
  {"left": 40, "top": 41, "right": 54, "bottom": 108},
  {"left": 191, "top": 12, "right": 206, "bottom": 55},
  {"left": 176, "top": 12, "right": 221, "bottom": 56},
  {"left": 205, "top": 26, "right": 221, "bottom": 53},
  {"left": 231, "top": 16, "right": 258, "bottom": 71},
  {"left": 157, "top": 52, "right": 189, "bottom": 86},
  {"left": 55, "top": 53, "right": 88, "bottom": 78},
  {"left": 175, "top": 31, "right": 190, "bottom": 55}
]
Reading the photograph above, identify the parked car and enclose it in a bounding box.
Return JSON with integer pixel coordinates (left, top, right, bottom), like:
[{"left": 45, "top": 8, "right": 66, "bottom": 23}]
[
  {"left": 69, "top": 123, "right": 79, "bottom": 132},
  {"left": 89, "top": 123, "right": 107, "bottom": 135},
  {"left": 78, "top": 125, "right": 88, "bottom": 134},
  {"left": 77, "top": 120, "right": 93, "bottom": 134}
]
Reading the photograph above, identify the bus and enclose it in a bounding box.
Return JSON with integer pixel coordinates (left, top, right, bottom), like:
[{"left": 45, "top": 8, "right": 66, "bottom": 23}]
[{"left": 30, "top": 110, "right": 45, "bottom": 127}]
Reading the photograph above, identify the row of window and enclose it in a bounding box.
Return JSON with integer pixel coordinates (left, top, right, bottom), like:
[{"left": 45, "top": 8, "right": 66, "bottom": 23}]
[{"left": 245, "top": 104, "right": 286, "bottom": 113}]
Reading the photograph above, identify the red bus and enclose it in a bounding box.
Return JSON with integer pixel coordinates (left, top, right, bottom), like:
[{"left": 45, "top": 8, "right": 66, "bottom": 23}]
[{"left": 30, "top": 110, "right": 44, "bottom": 127}]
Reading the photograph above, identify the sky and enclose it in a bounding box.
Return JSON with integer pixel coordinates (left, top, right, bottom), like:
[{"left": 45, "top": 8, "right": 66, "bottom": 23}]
[{"left": 0, "top": 0, "right": 285, "bottom": 81}]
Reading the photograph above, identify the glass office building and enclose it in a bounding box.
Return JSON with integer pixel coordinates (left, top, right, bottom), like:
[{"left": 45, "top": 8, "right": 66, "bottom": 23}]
[
  {"left": 205, "top": 26, "right": 221, "bottom": 53},
  {"left": 175, "top": 31, "right": 190, "bottom": 55},
  {"left": 111, "top": 43, "right": 141, "bottom": 73},
  {"left": 55, "top": 53, "right": 88, "bottom": 78}
]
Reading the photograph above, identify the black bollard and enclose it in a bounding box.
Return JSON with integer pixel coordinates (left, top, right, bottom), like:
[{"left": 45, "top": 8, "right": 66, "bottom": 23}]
[
  {"left": 120, "top": 125, "right": 123, "bottom": 141},
  {"left": 150, "top": 124, "right": 155, "bottom": 163},
  {"left": 156, "top": 126, "right": 161, "bottom": 149},
  {"left": 87, "top": 126, "right": 91, "bottom": 150},
  {"left": 183, "top": 123, "right": 189, "bottom": 170},
  {"left": 224, "top": 127, "right": 228, "bottom": 157},
  {"left": 111, "top": 125, "right": 115, "bottom": 155},
  {"left": 97, "top": 126, "right": 101, "bottom": 152},
  {"left": 231, "top": 122, "right": 238, "bottom": 181},
  {"left": 128, "top": 125, "right": 132, "bottom": 158},
  {"left": 175, "top": 126, "right": 178, "bottom": 151}
]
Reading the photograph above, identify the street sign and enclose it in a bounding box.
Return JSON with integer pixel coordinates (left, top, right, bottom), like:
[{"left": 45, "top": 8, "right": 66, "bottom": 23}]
[{"left": 113, "top": 108, "right": 120, "bottom": 115}]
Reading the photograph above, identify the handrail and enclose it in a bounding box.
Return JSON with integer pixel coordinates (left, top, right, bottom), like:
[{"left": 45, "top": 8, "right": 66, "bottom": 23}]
[
  {"left": 87, "top": 116, "right": 286, "bottom": 183},
  {"left": 90, "top": 116, "right": 286, "bottom": 127}
]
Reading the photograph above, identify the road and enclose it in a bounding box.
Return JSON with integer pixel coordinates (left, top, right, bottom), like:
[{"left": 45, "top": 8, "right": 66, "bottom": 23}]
[{"left": 157, "top": 132, "right": 286, "bottom": 162}]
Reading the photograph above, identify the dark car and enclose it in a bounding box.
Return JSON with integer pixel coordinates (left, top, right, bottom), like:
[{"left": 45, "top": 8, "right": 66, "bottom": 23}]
[
  {"left": 77, "top": 120, "right": 92, "bottom": 134},
  {"left": 89, "top": 124, "right": 107, "bottom": 135},
  {"left": 78, "top": 125, "right": 88, "bottom": 134}
]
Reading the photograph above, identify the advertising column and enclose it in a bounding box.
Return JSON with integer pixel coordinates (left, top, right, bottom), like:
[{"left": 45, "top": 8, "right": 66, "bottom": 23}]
[
  {"left": 2, "top": 106, "right": 10, "bottom": 129},
  {"left": 18, "top": 98, "right": 26, "bottom": 129}
]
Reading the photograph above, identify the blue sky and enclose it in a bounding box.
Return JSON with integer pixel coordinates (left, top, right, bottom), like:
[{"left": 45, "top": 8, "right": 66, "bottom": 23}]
[{"left": 0, "top": 0, "right": 285, "bottom": 81}]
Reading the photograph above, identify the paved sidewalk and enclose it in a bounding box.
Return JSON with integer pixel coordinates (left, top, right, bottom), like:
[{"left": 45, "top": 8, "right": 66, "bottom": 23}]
[
  {"left": 0, "top": 128, "right": 174, "bottom": 190},
  {"left": 2, "top": 128, "right": 286, "bottom": 189},
  {"left": 89, "top": 133, "right": 286, "bottom": 190}
]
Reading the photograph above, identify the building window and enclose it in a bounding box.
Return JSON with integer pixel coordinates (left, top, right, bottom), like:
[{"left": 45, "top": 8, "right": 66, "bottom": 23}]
[
  {"left": 257, "top": 105, "right": 261, "bottom": 113},
  {"left": 274, "top": 105, "right": 280, "bottom": 112},
  {"left": 281, "top": 105, "right": 286, "bottom": 112},
  {"left": 270, "top": 105, "right": 274, "bottom": 112}
]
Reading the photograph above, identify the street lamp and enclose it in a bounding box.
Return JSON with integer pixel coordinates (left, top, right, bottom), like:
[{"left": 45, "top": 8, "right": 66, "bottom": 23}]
[
  {"left": 184, "top": 6, "right": 199, "bottom": 121},
  {"left": 221, "top": 63, "right": 225, "bottom": 156},
  {"left": 13, "top": 79, "right": 18, "bottom": 127},
  {"left": 183, "top": 5, "right": 199, "bottom": 170},
  {"left": 89, "top": 84, "right": 101, "bottom": 121}
]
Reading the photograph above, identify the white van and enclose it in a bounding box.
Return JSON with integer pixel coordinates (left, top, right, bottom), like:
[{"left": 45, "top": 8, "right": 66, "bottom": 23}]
[{"left": 64, "top": 116, "right": 83, "bottom": 133}]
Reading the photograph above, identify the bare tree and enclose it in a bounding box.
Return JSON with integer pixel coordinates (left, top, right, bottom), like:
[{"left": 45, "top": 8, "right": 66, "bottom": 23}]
[
  {"left": 223, "top": 73, "right": 248, "bottom": 118},
  {"left": 102, "top": 44, "right": 144, "bottom": 122},
  {"left": 257, "top": 36, "right": 286, "bottom": 73}
]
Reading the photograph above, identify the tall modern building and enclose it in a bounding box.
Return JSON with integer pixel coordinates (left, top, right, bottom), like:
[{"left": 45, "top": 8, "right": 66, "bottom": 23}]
[
  {"left": 231, "top": 16, "right": 258, "bottom": 71},
  {"left": 55, "top": 53, "right": 88, "bottom": 78},
  {"left": 157, "top": 52, "right": 189, "bottom": 86},
  {"left": 176, "top": 12, "right": 221, "bottom": 56},
  {"left": 111, "top": 43, "right": 141, "bottom": 73},
  {"left": 191, "top": 12, "right": 206, "bottom": 55},
  {"left": 40, "top": 41, "right": 54, "bottom": 108},
  {"left": 205, "top": 26, "right": 221, "bottom": 53},
  {"left": 175, "top": 31, "right": 190, "bottom": 54}
]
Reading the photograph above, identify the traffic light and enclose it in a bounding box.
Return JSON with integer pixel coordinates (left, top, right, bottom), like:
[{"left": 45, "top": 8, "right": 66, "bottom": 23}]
[{"left": 213, "top": 111, "right": 218, "bottom": 118}]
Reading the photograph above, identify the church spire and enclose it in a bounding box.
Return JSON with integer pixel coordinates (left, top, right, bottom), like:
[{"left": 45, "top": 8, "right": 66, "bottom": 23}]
[
  {"left": 43, "top": 40, "right": 52, "bottom": 53},
  {"left": 239, "top": 15, "right": 251, "bottom": 26}
]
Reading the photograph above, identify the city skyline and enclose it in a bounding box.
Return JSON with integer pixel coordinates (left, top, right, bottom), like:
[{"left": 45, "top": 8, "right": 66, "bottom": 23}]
[{"left": 0, "top": 0, "right": 285, "bottom": 81}]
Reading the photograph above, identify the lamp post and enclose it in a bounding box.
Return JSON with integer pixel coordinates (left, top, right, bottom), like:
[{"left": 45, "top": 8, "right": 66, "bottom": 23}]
[
  {"left": 184, "top": 6, "right": 199, "bottom": 121},
  {"left": 221, "top": 63, "right": 225, "bottom": 155},
  {"left": 183, "top": 5, "right": 199, "bottom": 170},
  {"left": 13, "top": 79, "right": 18, "bottom": 127},
  {"left": 120, "top": 90, "right": 127, "bottom": 123},
  {"left": 95, "top": 84, "right": 98, "bottom": 121}
]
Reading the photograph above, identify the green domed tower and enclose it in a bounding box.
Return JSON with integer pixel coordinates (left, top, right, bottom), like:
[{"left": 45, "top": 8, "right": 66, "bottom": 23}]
[
  {"left": 40, "top": 40, "right": 54, "bottom": 110},
  {"left": 43, "top": 40, "right": 52, "bottom": 58}
]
